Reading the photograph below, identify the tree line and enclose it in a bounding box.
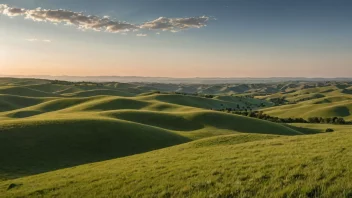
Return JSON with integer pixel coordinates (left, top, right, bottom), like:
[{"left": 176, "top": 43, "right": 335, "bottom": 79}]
[{"left": 215, "top": 109, "right": 350, "bottom": 125}]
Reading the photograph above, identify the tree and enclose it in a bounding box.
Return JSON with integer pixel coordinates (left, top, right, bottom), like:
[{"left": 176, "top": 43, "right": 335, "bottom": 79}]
[
  {"left": 326, "top": 128, "right": 334, "bottom": 132},
  {"left": 336, "top": 118, "right": 346, "bottom": 124}
]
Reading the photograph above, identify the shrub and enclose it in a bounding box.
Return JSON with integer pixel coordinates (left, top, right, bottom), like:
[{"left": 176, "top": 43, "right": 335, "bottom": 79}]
[{"left": 325, "top": 128, "right": 334, "bottom": 132}]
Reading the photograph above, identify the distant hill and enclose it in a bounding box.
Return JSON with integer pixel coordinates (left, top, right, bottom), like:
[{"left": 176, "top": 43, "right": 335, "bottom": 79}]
[{"left": 1, "top": 75, "right": 351, "bottom": 84}]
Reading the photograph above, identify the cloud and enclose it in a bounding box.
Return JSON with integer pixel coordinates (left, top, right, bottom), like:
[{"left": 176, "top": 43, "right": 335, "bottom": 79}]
[
  {"left": 140, "top": 16, "right": 210, "bottom": 32},
  {"left": 0, "top": 4, "right": 26, "bottom": 16},
  {"left": 136, "top": 33, "right": 147, "bottom": 37},
  {"left": 26, "top": 38, "right": 52, "bottom": 43},
  {"left": 24, "top": 8, "right": 138, "bottom": 33},
  {"left": 1, "top": 4, "right": 211, "bottom": 34},
  {"left": 1, "top": 4, "right": 138, "bottom": 33},
  {"left": 26, "top": 38, "right": 38, "bottom": 42}
]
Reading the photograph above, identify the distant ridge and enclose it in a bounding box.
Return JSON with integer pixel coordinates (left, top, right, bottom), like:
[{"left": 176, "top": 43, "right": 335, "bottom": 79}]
[{"left": 1, "top": 75, "right": 352, "bottom": 84}]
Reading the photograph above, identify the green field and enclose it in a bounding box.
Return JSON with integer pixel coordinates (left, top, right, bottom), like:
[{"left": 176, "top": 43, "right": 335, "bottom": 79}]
[{"left": 0, "top": 78, "right": 351, "bottom": 197}]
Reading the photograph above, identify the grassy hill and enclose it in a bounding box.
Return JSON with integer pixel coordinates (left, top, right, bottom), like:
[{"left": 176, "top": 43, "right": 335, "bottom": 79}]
[
  {"left": 261, "top": 89, "right": 352, "bottom": 121},
  {"left": 0, "top": 107, "right": 301, "bottom": 180},
  {"left": 0, "top": 118, "right": 190, "bottom": 180},
  {"left": 1, "top": 129, "right": 351, "bottom": 197},
  {"left": 0, "top": 78, "right": 303, "bottom": 181},
  {"left": 1, "top": 77, "right": 352, "bottom": 197}
]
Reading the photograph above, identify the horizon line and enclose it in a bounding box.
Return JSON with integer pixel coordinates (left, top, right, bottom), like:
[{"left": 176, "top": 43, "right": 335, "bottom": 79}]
[{"left": 1, "top": 74, "right": 352, "bottom": 79}]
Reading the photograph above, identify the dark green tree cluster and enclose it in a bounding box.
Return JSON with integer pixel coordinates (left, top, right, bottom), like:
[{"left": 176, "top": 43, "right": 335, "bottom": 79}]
[
  {"left": 217, "top": 110, "right": 350, "bottom": 125},
  {"left": 307, "top": 117, "right": 346, "bottom": 124},
  {"left": 51, "top": 80, "right": 104, "bottom": 87},
  {"left": 170, "top": 92, "right": 215, "bottom": 98},
  {"left": 270, "top": 97, "right": 287, "bottom": 105}
]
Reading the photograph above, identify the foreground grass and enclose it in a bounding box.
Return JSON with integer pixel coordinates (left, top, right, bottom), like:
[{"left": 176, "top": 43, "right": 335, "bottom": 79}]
[{"left": 1, "top": 131, "right": 352, "bottom": 197}]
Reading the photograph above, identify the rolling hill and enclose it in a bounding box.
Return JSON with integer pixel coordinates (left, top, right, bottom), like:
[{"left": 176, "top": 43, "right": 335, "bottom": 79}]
[
  {"left": 1, "top": 77, "right": 352, "bottom": 197},
  {"left": 1, "top": 129, "right": 351, "bottom": 197},
  {"left": 0, "top": 78, "right": 303, "bottom": 181},
  {"left": 261, "top": 86, "right": 352, "bottom": 121}
]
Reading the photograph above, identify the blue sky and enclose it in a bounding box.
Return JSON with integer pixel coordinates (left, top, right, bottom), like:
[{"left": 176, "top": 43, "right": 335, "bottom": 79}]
[{"left": 1, "top": 0, "right": 352, "bottom": 77}]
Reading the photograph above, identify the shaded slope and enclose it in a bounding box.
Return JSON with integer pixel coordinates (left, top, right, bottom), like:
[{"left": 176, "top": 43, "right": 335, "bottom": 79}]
[
  {"left": 0, "top": 118, "right": 190, "bottom": 180},
  {"left": 65, "top": 96, "right": 151, "bottom": 112},
  {"left": 103, "top": 110, "right": 301, "bottom": 135},
  {"left": 0, "top": 95, "right": 46, "bottom": 112},
  {"left": 104, "top": 110, "right": 204, "bottom": 131},
  {"left": 152, "top": 94, "right": 250, "bottom": 109},
  {"left": 0, "top": 86, "right": 57, "bottom": 97},
  {"left": 0, "top": 97, "right": 96, "bottom": 118},
  {"left": 184, "top": 111, "right": 301, "bottom": 135},
  {"left": 23, "top": 84, "right": 70, "bottom": 93}
]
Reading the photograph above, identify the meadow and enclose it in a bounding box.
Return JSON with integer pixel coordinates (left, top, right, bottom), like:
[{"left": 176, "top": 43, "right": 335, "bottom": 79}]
[{"left": 0, "top": 78, "right": 351, "bottom": 197}]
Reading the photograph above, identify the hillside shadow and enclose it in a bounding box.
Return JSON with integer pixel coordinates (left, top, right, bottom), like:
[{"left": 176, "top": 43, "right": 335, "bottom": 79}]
[
  {"left": 284, "top": 124, "right": 322, "bottom": 134},
  {"left": 342, "top": 89, "right": 352, "bottom": 94},
  {"left": 0, "top": 119, "right": 191, "bottom": 181}
]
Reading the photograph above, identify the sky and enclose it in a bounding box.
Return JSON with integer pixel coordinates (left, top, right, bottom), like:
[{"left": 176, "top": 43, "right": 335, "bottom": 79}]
[{"left": 1, "top": 0, "right": 352, "bottom": 78}]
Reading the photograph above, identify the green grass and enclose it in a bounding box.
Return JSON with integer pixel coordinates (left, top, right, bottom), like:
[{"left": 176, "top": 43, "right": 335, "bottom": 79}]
[
  {"left": 262, "top": 100, "right": 352, "bottom": 120},
  {"left": 62, "top": 89, "right": 135, "bottom": 97},
  {"left": 0, "top": 79, "right": 303, "bottom": 182},
  {"left": 102, "top": 110, "right": 300, "bottom": 135},
  {"left": 260, "top": 85, "right": 352, "bottom": 121},
  {"left": 0, "top": 107, "right": 301, "bottom": 180},
  {"left": 1, "top": 78, "right": 352, "bottom": 197},
  {"left": 0, "top": 95, "right": 47, "bottom": 112},
  {"left": 0, "top": 86, "right": 58, "bottom": 97},
  {"left": 0, "top": 118, "right": 190, "bottom": 180},
  {"left": 1, "top": 130, "right": 352, "bottom": 197},
  {"left": 153, "top": 94, "right": 265, "bottom": 110}
]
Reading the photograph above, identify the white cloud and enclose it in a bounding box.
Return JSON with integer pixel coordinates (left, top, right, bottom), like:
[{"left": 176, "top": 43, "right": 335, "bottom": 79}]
[
  {"left": 26, "top": 38, "right": 52, "bottom": 43},
  {"left": 1, "top": 4, "right": 138, "bottom": 33},
  {"left": 26, "top": 38, "right": 38, "bottom": 42},
  {"left": 1, "top": 4, "right": 211, "bottom": 34},
  {"left": 25, "top": 8, "right": 138, "bottom": 33},
  {"left": 140, "top": 16, "right": 210, "bottom": 32},
  {"left": 136, "top": 33, "right": 147, "bottom": 37}
]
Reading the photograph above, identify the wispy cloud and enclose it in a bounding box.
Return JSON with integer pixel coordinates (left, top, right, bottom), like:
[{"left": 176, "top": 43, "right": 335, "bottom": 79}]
[
  {"left": 26, "top": 38, "right": 52, "bottom": 43},
  {"left": 136, "top": 33, "right": 147, "bottom": 37},
  {"left": 140, "top": 16, "right": 210, "bottom": 32},
  {"left": 0, "top": 4, "right": 211, "bottom": 34},
  {"left": 26, "top": 38, "right": 38, "bottom": 42}
]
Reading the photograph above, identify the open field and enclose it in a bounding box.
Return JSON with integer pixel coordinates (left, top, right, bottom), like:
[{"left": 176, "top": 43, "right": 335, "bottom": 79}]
[{"left": 0, "top": 78, "right": 351, "bottom": 197}]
